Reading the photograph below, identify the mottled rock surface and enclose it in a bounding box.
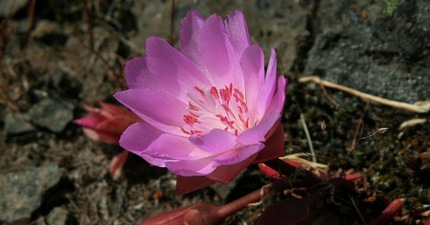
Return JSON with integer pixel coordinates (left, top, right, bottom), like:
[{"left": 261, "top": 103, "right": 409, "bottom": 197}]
[
  {"left": 28, "top": 98, "right": 74, "bottom": 133},
  {"left": 304, "top": 0, "right": 430, "bottom": 103},
  {"left": 0, "top": 164, "right": 60, "bottom": 222}
]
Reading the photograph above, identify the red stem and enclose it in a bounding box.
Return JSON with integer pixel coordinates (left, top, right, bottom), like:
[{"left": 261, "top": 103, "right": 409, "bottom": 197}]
[{"left": 216, "top": 178, "right": 291, "bottom": 219}]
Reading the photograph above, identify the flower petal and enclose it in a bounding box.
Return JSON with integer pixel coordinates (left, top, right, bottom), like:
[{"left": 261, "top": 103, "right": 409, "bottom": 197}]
[
  {"left": 124, "top": 57, "right": 159, "bottom": 89},
  {"left": 146, "top": 37, "right": 211, "bottom": 101},
  {"left": 225, "top": 10, "right": 251, "bottom": 57},
  {"left": 74, "top": 117, "right": 97, "bottom": 129},
  {"left": 199, "top": 14, "right": 244, "bottom": 90},
  {"left": 164, "top": 157, "right": 218, "bottom": 176},
  {"left": 179, "top": 10, "right": 206, "bottom": 70},
  {"left": 213, "top": 143, "right": 264, "bottom": 165},
  {"left": 119, "top": 122, "right": 167, "bottom": 167},
  {"left": 256, "top": 48, "right": 278, "bottom": 120},
  {"left": 206, "top": 153, "right": 258, "bottom": 184},
  {"left": 240, "top": 45, "right": 265, "bottom": 112},
  {"left": 236, "top": 112, "right": 280, "bottom": 145},
  {"left": 189, "top": 129, "right": 236, "bottom": 153},
  {"left": 114, "top": 88, "right": 187, "bottom": 136},
  {"left": 253, "top": 122, "right": 285, "bottom": 163},
  {"left": 266, "top": 76, "right": 287, "bottom": 115},
  {"left": 144, "top": 133, "right": 211, "bottom": 160},
  {"left": 256, "top": 49, "right": 277, "bottom": 120}
]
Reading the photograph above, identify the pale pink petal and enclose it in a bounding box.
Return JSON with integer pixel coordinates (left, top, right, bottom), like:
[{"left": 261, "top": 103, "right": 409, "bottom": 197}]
[
  {"left": 199, "top": 14, "right": 244, "bottom": 90},
  {"left": 206, "top": 153, "right": 258, "bottom": 184},
  {"left": 189, "top": 129, "right": 236, "bottom": 153},
  {"left": 266, "top": 76, "right": 287, "bottom": 115},
  {"left": 176, "top": 176, "right": 216, "bottom": 194},
  {"left": 124, "top": 57, "right": 159, "bottom": 89},
  {"left": 119, "top": 122, "right": 167, "bottom": 167},
  {"left": 144, "top": 134, "right": 212, "bottom": 160},
  {"left": 114, "top": 89, "right": 187, "bottom": 136},
  {"left": 236, "top": 112, "right": 280, "bottom": 145},
  {"left": 165, "top": 157, "right": 218, "bottom": 176},
  {"left": 179, "top": 10, "right": 206, "bottom": 69},
  {"left": 253, "top": 122, "right": 285, "bottom": 163},
  {"left": 81, "top": 128, "right": 102, "bottom": 142},
  {"left": 265, "top": 48, "right": 278, "bottom": 82},
  {"left": 213, "top": 143, "right": 264, "bottom": 165},
  {"left": 256, "top": 48, "right": 278, "bottom": 120},
  {"left": 240, "top": 45, "right": 265, "bottom": 111},
  {"left": 146, "top": 37, "right": 210, "bottom": 101},
  {"left": 225, "top": 10, "right": 251, "bottom": 56}
]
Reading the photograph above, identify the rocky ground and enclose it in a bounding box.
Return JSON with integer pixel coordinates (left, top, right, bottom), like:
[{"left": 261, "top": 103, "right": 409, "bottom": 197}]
[{"left": 1, "top": 0, "right": 429, "bottom": 224}]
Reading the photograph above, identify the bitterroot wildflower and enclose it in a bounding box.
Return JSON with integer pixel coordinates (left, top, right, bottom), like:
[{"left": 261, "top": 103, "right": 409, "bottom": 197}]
[{"left": 115, "top": 10, "right": 287, "bottom": 194}]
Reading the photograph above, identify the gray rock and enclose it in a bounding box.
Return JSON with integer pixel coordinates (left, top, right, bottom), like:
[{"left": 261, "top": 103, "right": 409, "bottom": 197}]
[
  {"left": 28, "top": 98, "right": 74, "bottom": 133},
  {"left": 0, "top": 0, "right": 27, "bottom": 17},
  {"left": 303, "top": 0, "right": 430, "bottom": 103},
  {"left": 0, "top": 164, "right": 60, "bottom": 222},
  {"left": 3, "top": 113, "right": 35, "bottom": 136},
  {"left": 46, "top": 207, "right": 68, "bottom": 225}
]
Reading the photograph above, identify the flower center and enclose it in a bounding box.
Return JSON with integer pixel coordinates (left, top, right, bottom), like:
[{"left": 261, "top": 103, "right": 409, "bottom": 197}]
[{"left": 181, "top": 83, "right": 252, "bottom": 136}]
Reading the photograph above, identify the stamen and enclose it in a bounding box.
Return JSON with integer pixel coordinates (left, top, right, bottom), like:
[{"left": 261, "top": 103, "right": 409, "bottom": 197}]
[
  {"left": 183, "top": 84, "right": 251, "bottom": 136},
  {"left": 194, "top": 86, "right": 205, "bottom": 97},
  {"left": 220, "top": 88, "right": 230, "bottom": 103},
  {"left": 181, "top": 127, "right": 191, "bottom": 135},
  {"left": 209, "top": 86, "right": 219, "bottom": 99},
  {"left": 222, "top": 104, "right": 230, "bottom": 113},
  {"left": 183, "top": 114, "right": 200, "bottom": 126},
  {"left": 188, "top": 102, "right": 199, "bottom": 111}
]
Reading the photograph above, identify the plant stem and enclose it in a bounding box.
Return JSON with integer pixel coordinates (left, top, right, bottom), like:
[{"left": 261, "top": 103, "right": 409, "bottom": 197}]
[{"left": 216, "top": 178, "right": 291, "bottom": 219}]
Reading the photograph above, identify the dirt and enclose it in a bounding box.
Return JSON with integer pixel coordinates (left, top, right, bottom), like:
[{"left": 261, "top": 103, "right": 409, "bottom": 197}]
[{"left": 1, "top": 0, "right": 429, "bottom": 225}]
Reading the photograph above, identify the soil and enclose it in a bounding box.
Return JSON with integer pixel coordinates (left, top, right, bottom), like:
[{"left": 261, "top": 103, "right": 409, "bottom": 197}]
[{"left": 1, "top": 0, "right": 429, "bottom": 225}]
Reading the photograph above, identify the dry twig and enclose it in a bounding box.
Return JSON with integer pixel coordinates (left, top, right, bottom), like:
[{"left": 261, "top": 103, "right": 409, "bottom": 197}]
[
  {"left": 299, "top": 76, "right": 429, "bottom": 113},
  {"left": 299, "top": 113, "right": 316, "bottom": 163}
]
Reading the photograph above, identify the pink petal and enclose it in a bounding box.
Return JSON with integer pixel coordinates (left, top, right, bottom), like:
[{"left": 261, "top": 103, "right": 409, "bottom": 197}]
[
  {"left": 145, "top": 134, "right": 211, "bottom": 160},
  {"left": 236, "top": 112, "right": 280, "bottom": 145},
  {"left": 253, "top": 122, "right": 285, "bottom": 163},
  {"left": 240, "top": 45, "right": 265, "bottom": 111},
  {"left": 199, "top": 14, "right": 244, "bottom": 90},
  {"left": 225, "top": 10, "right": 251, "bottom": 57},
  {"left": 119, "top": 122, "right": 166, "bottom": 167},
  {"left": 256, "top": 48, "right": 278, "bottom": 120},
  {"left": 266, "top": 76, "right": 287, "bottom": 115},
  {"left": 206, "top": 153, "right": 258, "bottom": 184},
  {"left": 265, "top": 48, "right": 278, "bottom": 82},
  {"left": 114, "top": 89, "right": 187, "bottom": 136},
  {"left": 179, "top": 10, "right": 206, "bottom": 69},
  {"left": 124, "top": 57, "right": 159, "bottom": 89},
  {"left": 189, "top": 129, "right": 236, "bottom": 153},
  {"left": 146, "top": 37, "right": 210, "bottom": 101},
  {"left": 176, "top": 176, "right": 216, "bottom": 194},
  {"left": 164, "top": 157, "right": 218, "bottom": 176},
  {"left": 213, "top": 143, "right": 264, "bottom": 165},
  {"left": 74, "top": 117, "right": 97, "bottom": 129}
]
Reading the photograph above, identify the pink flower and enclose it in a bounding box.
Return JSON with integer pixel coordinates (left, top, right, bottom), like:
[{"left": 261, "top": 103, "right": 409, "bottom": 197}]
[
  {"left": 114, "top": 10, "right": 287, "bottom": 194},
  {"left": 74, "top": 102, "right": 142, "bottom": 144}
]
